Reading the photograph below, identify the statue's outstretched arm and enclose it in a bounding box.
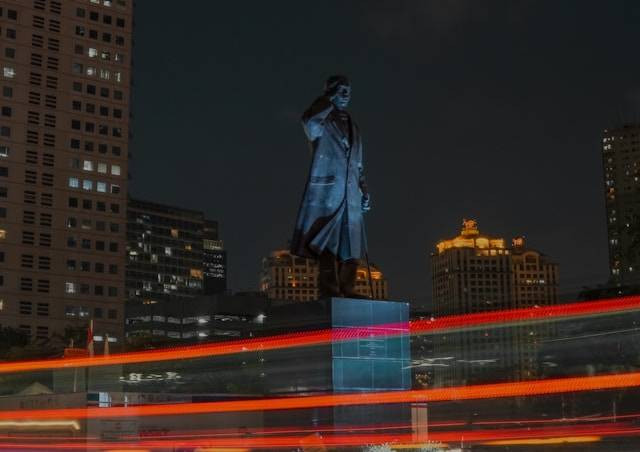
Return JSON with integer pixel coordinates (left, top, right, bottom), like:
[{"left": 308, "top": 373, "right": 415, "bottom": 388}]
[{"left": 301, "top": 96, "right": 334, "bottom": 141}]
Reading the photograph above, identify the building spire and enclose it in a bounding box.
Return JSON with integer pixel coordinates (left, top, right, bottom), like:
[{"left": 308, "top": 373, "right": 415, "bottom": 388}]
[{"left": 461, "top": 219, "right": 479, "bottom": 236}]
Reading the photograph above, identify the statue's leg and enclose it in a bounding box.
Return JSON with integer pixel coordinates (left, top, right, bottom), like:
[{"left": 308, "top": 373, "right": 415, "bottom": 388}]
[
  {"left": 339, "top": 259, "right": 365, "bottom": 299},
  {"left": 318, "top": 250, "right": 340, "bottom": 298}
]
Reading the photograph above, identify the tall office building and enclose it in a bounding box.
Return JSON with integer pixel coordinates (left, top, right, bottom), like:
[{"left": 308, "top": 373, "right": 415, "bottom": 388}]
[
  {"left": 602, "top": 123, "right": 640, "bottom": 286},
  {"left": 260, "top": 249, "right": 388, "bottom": 301},
  {"left": 125, "top": 198, "right": 226, "bottom": 339},
  {"left": 430, "top": 220, "right": 558, "bottom": 384},
  {"left": 0, "top": 0, "right": 133, "bottom": 346}
]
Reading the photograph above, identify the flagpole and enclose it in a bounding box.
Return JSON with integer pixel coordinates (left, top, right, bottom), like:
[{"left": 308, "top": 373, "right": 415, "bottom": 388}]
[
  {"left": 85, "top": 319, "right": 94, "bottom": 394},
  {"left": 87, "top": 319, "right": 94, "bottom": 357},
  {"left": 70, "top": 338, "right": 77, "bottom": 393}
]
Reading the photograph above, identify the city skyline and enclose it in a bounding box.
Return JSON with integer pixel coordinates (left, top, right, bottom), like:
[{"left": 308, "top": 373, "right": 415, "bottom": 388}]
[
  {"left": 128, "top": 1, "right": 640, "bottom": 304},
  {"left": 0, "top": 3, "right": 638, "bottom": 449}
]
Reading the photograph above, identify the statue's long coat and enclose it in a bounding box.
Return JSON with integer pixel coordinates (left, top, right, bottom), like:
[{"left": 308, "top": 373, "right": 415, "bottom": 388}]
[{"left": 290, "top": 96, "right": 367, "bottom": 260}]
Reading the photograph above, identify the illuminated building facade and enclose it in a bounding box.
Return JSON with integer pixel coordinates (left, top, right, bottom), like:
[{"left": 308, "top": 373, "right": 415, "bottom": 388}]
[
  {"left": 602, "top": 123, "right": 640, "bottom": 286},
  {"left": 260, "top": 249, "right": 388, "bottom": 301},
  {"left": 203, "top": 219, "right": 227, "bottom": 295},
  {"left": 432, "top": 220, "right": 558, "bottom": 315},
  {"left": 511, "top": 237, "right": 558, "bottom": 306},
  {"left": 432, "top": 219, "right": 512, "bottom": 316},
  {"left": 0, "top": 0, "right": 133, "bottom": 346},
  {"left": 125, "top": 198, "right": 226, "bottom": 339},
  {"left": 125, "top": 292, "right": 265, "bottom": 344},
  {"left": 430, "top": 220, "right": 558, "bottom": 384}
]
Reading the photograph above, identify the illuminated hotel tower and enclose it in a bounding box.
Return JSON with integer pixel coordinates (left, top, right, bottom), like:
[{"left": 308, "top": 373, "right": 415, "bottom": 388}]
[
  {"left": 430, "top": 220, "right": 558, "bottom": 384},
  {"left": 0, "top": 0, "right": 133, "bottom": 347},
  {"left": 432, "top": 219, "right": 558, "bottom": 315}
]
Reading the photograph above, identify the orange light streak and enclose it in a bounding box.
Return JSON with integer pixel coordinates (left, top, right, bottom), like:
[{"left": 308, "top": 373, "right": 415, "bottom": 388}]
[
  {"left": 0, "top": 295, "right": 637, "bottom": 375},
  {"left": 1, "top": 424, "right": 640, "bottom": 449},
  {"left": 0, "top": 371, "right": 638, "bottom": 421},
  {"left": 124, "top": 411, "right": 640, "bottom": 441},
  {"left": 410, "top": 294, "right": 640, "bottom": 334},
  {"left": 482, "top": 436, "right": 601, "bottom": 445}
]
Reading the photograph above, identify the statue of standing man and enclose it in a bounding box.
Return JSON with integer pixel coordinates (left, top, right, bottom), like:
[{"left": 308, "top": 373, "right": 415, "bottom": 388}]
[{"left": 291, "top": 75, "right": 371, "bottom": 299}]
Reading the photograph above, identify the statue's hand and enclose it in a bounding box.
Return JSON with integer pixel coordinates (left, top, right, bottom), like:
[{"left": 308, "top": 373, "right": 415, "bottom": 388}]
[
  {"left": 325, "top": 80, "right": 340, "bottom": 98},
  {"left": 361, "top": 193, "right": 371, "bottom": 213},
  {"left": 326, "top": 85, "right": 341, "bottom": 105}
]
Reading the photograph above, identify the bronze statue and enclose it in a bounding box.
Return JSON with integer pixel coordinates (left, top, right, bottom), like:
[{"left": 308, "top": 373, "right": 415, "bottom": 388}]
[{"left": 291, "top": 75, "right": 371, "bottom": 298}]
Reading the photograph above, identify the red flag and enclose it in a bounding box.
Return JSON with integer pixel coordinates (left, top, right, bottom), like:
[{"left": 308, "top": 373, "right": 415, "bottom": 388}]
[{"left": 87, "top": 319, "right": 94, "bottom": 357}]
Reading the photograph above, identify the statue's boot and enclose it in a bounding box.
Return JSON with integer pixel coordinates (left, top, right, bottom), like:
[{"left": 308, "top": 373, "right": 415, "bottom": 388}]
[
  {"left": 318, "top": 251, "right": 340, "bottom": 298},
  {"left": 339, "top": 259, "right": 368, "bottom": 299}
]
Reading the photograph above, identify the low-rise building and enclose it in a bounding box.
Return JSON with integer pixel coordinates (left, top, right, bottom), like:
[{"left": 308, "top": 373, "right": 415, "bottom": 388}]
[{"left": 260, "top": 249, "right": 388, "bottom": 301}]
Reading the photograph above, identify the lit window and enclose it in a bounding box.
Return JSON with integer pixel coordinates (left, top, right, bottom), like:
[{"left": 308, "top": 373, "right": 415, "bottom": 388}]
[
  {"left": 88, "top": 48, "right": 98, "bottom": 58},
  {"left": 97, "top": 181, "right": 107, "bottom": 192},
  {"left": 101, "top": 51, "right": 111, "bottom": 60},
  {"left": 114, "top": 72, "right": 122, "bottom": 83},
  {"left": 86, "top": 66, "right": 96, "bottom": 76},
  {"left": 99, "top": 69, "right": 110, "bottom": 80},
  {"left": 83, "top": 160, "right": 94, "bottom": 171},
  {"left": 114, "top": 53, "right": 123, "bottom": 62},
  {"left": 0, "top": 146, "right": 8, "bottom": 157},
  {"left": 68, "top": 177, "right": 79, "bottom": 188},
  {"left": 111, "top": 164, "right": 121, "bottom": 176},
  {"left": 3, "top": 67, "right": 15, "bottom": 78},
  {"left": 104, "top": 0, "right": 112, "bottom": 5},
  {"left": 82, "top": 179, "right": 93, "bottom": 190},
  {"left": 97, "top": 162, "right": 107, "bottom": 173},
  {"left": 170, "top": 228, "right": 179, "bottom": 238},
  {"left": 65, "top": 282, "right": 77, "bottom": 294}
]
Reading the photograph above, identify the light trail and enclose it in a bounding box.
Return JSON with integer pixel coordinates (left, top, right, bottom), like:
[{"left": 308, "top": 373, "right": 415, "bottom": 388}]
[
  {"left": 125, "top": 411, "right": 640, "bottom": 441},
  {"left": 1, "top": 423, "right": 640, "bottom": 449},
  {"left": 0, "top": 295, "right": 637, "bottom": 375},
  {"left": 543, "top": 327, "right": 640, "bottom": 343},
  {"left": 409, "top": 295, "right": 640, "bottom": 335},
  {"left": 0, "top": 371, "right": 638, "bottom": 421}
]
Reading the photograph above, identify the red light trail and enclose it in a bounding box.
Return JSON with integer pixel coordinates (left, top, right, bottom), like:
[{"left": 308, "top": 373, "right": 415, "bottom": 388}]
[
  {"left": 0, "top": 295, "right": 636, "bottom": 375},
  {"left": 0, "top": 423, "right": 639, "bottom": 449},
  {"left": 0, "top": 371, "right": 638, "bottom": 420}
]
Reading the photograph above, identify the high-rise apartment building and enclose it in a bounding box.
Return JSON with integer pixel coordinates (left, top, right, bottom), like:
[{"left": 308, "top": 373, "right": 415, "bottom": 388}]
[
  {"left": 602, "top": 123, "right": 640, "bottom": 286},
  {"left": 125, "top": 198, "right": 226, "bottom": 339},
  {"left": 430, "top": 220, "right": 558, "bottom": 384},
  {"left": 0, "top": 0, "right": 133, "bottom": 346},
  {"left": 260, "top": 249, "right": 388, "bottom": 301}
]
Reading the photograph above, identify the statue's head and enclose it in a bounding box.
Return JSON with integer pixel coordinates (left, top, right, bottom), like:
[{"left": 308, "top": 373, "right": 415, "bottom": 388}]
[{"left": 325, "top": 75, "right": 351, "bottom": 110}]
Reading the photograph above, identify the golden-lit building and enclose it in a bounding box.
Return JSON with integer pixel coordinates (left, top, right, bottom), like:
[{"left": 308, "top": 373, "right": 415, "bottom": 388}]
[
  {"left": 430, "top": 219, "right": 559, "bottom": 385},
  {"left": 432, "top": 219, "right": 558, "bottom": 316},
  {"left": 260, "top": 249, "right": 388, "bottom": 301}
]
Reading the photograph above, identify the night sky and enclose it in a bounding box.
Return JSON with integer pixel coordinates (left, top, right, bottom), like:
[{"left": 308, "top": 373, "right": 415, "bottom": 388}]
[{"left": 130, "top": 1, "right": 640, "bottom": 307}]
